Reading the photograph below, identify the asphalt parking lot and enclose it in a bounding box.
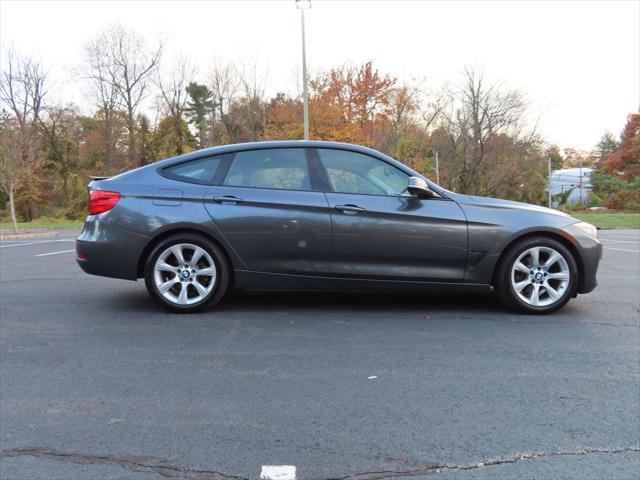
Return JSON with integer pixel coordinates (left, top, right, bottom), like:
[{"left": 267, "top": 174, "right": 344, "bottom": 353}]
[{"left": 0, "top": 229, "right": 638, "bottom": 480}]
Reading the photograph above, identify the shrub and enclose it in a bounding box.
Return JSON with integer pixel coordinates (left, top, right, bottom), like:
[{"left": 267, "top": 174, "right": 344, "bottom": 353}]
[
  {"left": 592, "top": 171, "right": 640, "bottom": 212},
  {"left": 588, "top": 191, "right": 603, "bottom": 207}
]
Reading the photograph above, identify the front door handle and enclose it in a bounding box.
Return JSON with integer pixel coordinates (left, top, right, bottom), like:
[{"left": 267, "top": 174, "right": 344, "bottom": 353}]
[
  {"left": 335, "top": 204, "right": 366, "bottom": 214},
  {"left": 213, "top": 195, "right": 244, "bottom": 204}
]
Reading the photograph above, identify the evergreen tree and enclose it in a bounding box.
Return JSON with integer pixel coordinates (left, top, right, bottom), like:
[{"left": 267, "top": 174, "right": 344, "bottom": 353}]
[
  {"left": 595, "top": 132, "right": 620, "bottom": 165},
  {"left": 185, "top": 82, "right": 214, "bottom": 148}
]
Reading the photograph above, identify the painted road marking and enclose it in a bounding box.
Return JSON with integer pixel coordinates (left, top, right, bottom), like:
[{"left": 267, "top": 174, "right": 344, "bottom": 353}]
[
  {"left": 0, "top": 239, "right": 75, "bottom": 248},
  {"left": 604, "top": 247, "right": 640, "bottom": 253},
  {"left": 599, "top": 234, "right": 640, "bottom": 239},
  {"left": 602, "top": 239, "right": 640, "bottom": 244},
  {"left": 35, "top": 249, "right": 76, "bottom": 257},
  {"left": 260, "top": 465, "right": 296, "bottom": 480}
]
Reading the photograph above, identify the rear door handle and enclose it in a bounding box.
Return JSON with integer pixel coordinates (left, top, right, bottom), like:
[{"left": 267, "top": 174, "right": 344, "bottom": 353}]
[
  {"left": 335, "top": 204, "right": 366, "bottom": 214},
  {"left": 213, "top": 195, "right": 244, "bottom": 204}
]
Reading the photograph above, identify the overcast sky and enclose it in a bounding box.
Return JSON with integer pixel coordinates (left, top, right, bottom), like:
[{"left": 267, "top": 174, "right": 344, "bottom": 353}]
[{"left": 1, "top": 0, "right": 638, "bottom": 151}]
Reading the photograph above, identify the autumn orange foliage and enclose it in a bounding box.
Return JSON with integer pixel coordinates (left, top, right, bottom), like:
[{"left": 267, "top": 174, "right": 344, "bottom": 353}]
[
  {"left": 308, "top": 62, "right": 395, "bottom": 146},
  {"left": 602, "top": 113, "right": 640, "bottom": 180}
]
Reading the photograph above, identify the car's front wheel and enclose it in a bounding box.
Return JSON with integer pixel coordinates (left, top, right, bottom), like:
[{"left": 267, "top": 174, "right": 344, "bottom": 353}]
[
  {"left": 495, "top": 236, "right": 578, "bottom": 314},
  {"left": 144, "top": 234, "right": 230, "bottom": 313}
]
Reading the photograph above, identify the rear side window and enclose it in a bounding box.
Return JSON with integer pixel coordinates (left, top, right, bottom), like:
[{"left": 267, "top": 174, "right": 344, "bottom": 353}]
[
  {"left": 223, "top": 148, "right": 311, "bottom": 191},
  {"left": 163, "top": 156, "right": 223, "bottom": 184}
]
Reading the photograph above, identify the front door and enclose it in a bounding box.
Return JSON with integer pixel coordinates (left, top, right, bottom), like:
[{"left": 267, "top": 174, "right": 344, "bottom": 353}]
[{"left": 315, "top": 148, "right": 468, "bottom": 282}]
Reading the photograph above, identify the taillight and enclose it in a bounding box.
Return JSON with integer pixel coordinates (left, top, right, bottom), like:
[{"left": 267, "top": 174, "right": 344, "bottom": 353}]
[{"left": 88, "top": 190, "right": 121, "bottom": 215}]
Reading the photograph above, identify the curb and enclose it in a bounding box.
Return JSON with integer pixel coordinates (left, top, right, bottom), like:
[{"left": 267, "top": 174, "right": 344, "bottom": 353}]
[{"left": 0, "top": 230, "right": 56, "bottom": 240}]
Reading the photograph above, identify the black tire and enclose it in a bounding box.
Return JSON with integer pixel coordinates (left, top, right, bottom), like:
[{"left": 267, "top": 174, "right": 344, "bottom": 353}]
[
  {"left": 144, "top": 233, "right": 230, "bottom": 313},
  {"left": 494, "top": 236, "right": 579, "bottom": 314}
]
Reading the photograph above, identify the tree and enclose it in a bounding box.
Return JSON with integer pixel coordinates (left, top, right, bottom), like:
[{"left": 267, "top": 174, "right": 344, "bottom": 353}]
[
  {"left": 138, "top": 114, "right": 155, "bottom": 166},
  {"left": 209, "top": 61, "right": 239, "bottom": 144},
  {"left": 262, "top": 93, "right": 302, "bottom": 140},
  {"left": 309, "top": 62, "right": 397, "bottom": 145},
  {"left": 375, "top": 84, "right": 419, "bottom": 155},
  {"left": 205, "top": 61, "right": 268, "bottom": 144},
  {"left": 0, "top": 114, "right": 22, "bottom": 232},
  {"left": 150, "top": 115, "right": 197, "bottom": 160},
  {"left": 81, "top": 35, "right": 121, "bottom": 171},
  {"left": 592, "top": 113, "right": 640, "bottom": 211},
  {"left": 0, "top": 48, "right": 47, "bottom": 223},
  {"left": 603, "top": 113, "right": 640, "bottom": 179},
  {"left": 157, "top": 56, "right": 193, "bottom": 157},
  {"left": 309, "top": 67, "right": 360, "bottom": 142},
  {"left": 595, "top": 132, "right": 619, "bottom": 165},
  {"left": 439, "top": 67, "right": 530, "bottom": 196},
  {"left": 38, "top": 105, "right": 83, "bottom": 203},
  {"left": 351, "top": 62, "right": 395, "bottom": 142},
  {"left": 562, "top": 148, "right": 598, "bottom": 168},
  {"left": 546, "top": 145, "right": 564, "bottom": 170},
  {"left": 88, "top": 24, "right": 162, "bottom": 166},
  {"left": 234, "top": 63, "right": 267, "bottom": 142},
  {"left": 185, "top": 82, "right": 213, "bottom": 148}
]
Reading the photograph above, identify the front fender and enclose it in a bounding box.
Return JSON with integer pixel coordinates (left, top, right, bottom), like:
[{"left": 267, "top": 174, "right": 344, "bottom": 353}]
[{"left": 459, "top": 201, "right": 579, "bottom": 284}]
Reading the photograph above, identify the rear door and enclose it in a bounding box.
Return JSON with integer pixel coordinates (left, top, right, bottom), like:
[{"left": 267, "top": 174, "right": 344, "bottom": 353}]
[
  {"left": 204, "top": 147, "right": 332, "bottom": 275},
  {"left": 315, "top": 148, "right": 468, "bottom": 282}
]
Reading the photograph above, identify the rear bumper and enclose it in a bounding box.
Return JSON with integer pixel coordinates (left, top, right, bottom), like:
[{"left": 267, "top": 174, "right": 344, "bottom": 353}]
[
  {"left": 76, "top": 217, "right": 151, "bottom": 281},
  {"left": 562, "top": 224, "right": 602, "bottom": 294}
]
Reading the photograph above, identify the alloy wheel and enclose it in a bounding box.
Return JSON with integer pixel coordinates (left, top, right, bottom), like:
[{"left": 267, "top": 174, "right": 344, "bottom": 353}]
[
  {"left": 511, "top": 246, "right": 570, "bottom": 307},
  {"left": 153, "top": 243, "right": 217, "bottom": 305}
]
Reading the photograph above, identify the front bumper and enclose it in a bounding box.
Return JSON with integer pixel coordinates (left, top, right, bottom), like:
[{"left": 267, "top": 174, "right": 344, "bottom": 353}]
[
  {"left": 561, "top": 223, "right": 603, "bottom": 294},
  {"left": 76, "top": 217, "right": 151, "bottom": 281}
]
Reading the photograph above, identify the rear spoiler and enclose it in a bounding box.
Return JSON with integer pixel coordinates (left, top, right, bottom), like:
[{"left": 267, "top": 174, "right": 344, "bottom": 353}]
[{"left": 90, "top": 175, "right": 110, "bottom": 181}]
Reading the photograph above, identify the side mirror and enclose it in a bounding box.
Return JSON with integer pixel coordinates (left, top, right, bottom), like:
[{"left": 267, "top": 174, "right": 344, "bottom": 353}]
[{"left": 407, "top": 176, "right": 435, "bottom": 198}]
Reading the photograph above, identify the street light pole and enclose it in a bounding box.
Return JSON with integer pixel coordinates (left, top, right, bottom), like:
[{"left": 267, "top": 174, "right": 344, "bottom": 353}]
[
  {"left": 548, "top": 156, "right": 552, "bottom": 208},
  {"left": 296, "top": 0, "right": 311, "bottom": 140},
  {"left": 435, "top": 151, "right": 440, "bottom": 185}
]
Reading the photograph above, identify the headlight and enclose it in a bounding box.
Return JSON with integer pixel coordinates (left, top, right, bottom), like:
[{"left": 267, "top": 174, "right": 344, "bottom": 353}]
[{"left": 574, "top": 221, "right": 598, "bottom": 239}]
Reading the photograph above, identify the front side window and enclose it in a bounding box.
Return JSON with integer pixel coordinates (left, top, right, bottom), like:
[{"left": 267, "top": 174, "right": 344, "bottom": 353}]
[
  {"left": 317, "top": 148, "right": 410, "bottom": 196},
  {"left": 223, "top": 148, "right": 311, "bottom": 191},
  {"left": 163, "top": 156, "right": 223, "bottom": 183}
]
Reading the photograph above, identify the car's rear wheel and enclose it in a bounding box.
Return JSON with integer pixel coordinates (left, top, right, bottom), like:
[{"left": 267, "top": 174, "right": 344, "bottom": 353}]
[
  {"left": 144, "top": 233, "right": 230, "bottom": 313},
  {"left": 495, "top": 236, "right": 578, "bottom": 314}
]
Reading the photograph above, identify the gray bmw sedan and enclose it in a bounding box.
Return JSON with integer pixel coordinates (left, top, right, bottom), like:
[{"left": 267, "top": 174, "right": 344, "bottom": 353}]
[{"left": 76, "top": 141, "right": 602, "bottom": 314}]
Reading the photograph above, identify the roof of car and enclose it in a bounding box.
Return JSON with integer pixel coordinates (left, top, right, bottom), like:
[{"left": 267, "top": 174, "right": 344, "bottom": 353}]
[{"left": 165, "top": 140, "right": 385, "bottom": 162}]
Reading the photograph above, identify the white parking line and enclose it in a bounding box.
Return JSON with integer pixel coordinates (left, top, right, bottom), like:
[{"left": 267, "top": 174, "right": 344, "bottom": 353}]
[
  {"left": 602, "top": 239, "right": 640, "bottom": 244},
  {"left": 34, "top": 249, "right": 76, "bottom": 257},
  {"left": 260, "top": 465, "right": 296, "bottom": 480},
  {"left": 0, "top": 239, "right": 75, "bottom": 248},
  {"left": 599, "top": 233, "right": 640, "bottom": 239},
  {"left": 604, "top": 247, "right": 640, "bottom": 253}
]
